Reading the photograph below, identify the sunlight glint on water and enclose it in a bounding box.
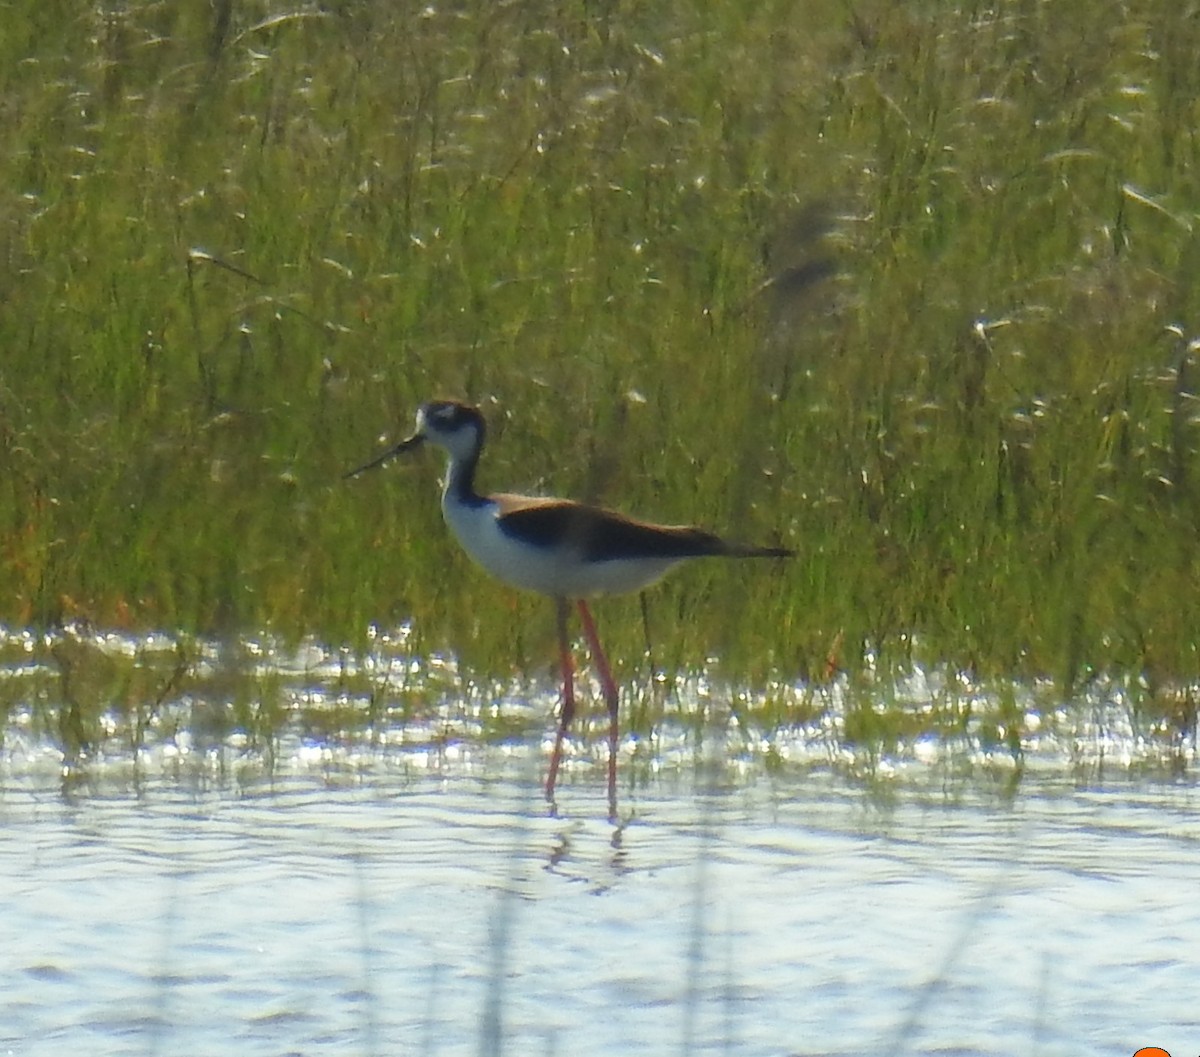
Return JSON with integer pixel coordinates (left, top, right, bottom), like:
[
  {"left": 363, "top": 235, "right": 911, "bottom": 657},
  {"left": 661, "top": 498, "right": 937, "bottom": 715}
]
[
  {"left": 1, "top": 625, "right": 1198, "bottom": 1056},
  {"left": 1, "top": 623, "right": 1193, "bottom": 785}
]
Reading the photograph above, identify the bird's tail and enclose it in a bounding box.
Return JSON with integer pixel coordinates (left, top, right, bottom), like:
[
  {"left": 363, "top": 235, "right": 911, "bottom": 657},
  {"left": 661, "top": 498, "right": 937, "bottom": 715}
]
[{"left": 723, "top": 543, "right": 794, "bottom": 559}]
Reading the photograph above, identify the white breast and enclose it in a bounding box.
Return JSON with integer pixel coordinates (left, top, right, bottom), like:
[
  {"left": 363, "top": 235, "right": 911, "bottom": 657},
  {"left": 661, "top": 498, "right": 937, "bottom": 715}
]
[{"left": 441, "top": 495, "right": 684, "bottom": 598}]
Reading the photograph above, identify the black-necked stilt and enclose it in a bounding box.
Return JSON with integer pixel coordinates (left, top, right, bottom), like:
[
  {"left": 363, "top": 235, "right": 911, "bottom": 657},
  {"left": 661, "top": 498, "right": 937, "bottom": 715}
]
[{"left": 347, "top": 400, "right": 792, "bottom": 815}]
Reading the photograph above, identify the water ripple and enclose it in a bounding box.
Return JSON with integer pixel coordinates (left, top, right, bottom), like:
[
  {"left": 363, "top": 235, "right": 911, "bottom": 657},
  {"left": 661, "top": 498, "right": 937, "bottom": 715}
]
[{"left": 2, "top": 766, "right": 1199, "bottom": 1056}]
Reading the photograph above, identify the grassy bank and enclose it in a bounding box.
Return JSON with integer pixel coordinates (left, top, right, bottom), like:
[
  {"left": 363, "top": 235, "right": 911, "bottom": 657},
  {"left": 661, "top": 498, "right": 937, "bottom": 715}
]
[{"left": 2, "top": 0, "right": 1198, "bottom": 703}]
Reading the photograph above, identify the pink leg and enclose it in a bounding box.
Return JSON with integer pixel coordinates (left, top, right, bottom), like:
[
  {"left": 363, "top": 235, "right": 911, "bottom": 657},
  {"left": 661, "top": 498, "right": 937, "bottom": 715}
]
[
  {"left": 545, "top": 597, "right": 574, "bottom": 804},
  {"left": 576, "top": 600, "right": 619, "bottom": 819}
]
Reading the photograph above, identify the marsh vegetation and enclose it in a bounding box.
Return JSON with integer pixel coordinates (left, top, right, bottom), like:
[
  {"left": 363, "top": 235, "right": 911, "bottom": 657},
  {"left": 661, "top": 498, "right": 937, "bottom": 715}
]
[{"left": 2, "top": 0, "right": 1198, "bottom": 766}]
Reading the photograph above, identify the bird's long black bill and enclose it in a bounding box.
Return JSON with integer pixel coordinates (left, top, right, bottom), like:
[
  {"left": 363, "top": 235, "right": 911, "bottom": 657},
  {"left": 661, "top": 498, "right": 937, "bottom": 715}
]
[{"left": 343, "top": 433, "right": 424, "bottom": 479}]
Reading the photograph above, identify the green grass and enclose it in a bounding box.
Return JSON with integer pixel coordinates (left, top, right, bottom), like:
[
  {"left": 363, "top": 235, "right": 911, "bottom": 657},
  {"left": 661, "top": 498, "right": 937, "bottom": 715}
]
[{"left": 2, "top": 0, "right": 1198, "bottom": 706}]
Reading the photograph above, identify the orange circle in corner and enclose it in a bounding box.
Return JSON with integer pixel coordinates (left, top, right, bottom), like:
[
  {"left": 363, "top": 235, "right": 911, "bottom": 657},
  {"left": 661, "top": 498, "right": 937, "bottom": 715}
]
[{"left": 1133, "top": 1048, "right": 1171, "bottom": 1057}]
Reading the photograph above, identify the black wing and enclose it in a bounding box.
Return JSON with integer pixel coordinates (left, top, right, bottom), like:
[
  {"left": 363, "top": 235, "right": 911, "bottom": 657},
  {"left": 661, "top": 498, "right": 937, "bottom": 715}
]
[{"left": 495, "top": 497, "right": 730, "bottom": 562}]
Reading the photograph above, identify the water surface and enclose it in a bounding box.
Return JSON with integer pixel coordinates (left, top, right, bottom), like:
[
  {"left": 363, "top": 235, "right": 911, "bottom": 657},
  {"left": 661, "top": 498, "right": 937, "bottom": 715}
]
[
  {"left": 3, "top": 626, "right": 1197, "bottom": 1055},
  {"left": 3, "top": 759, "right": 1197, "bottom": 1057}
]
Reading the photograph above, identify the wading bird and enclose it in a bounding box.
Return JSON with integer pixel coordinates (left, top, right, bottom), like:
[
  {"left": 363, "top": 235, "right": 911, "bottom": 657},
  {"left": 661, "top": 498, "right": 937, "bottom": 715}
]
[{"left": 347, "top": 400, "right": 791, "bottom": 816}]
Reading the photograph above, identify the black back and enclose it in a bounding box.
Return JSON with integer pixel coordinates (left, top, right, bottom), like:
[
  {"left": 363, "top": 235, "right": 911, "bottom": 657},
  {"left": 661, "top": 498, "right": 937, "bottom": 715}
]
[{"left": 497, "top": 499, "right": 731, "bottom": 562}]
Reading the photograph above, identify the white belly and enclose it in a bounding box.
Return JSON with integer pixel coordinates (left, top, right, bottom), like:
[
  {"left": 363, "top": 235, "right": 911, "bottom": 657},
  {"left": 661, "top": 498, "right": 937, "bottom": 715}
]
[{"left": 442, "top": 497, "right": 683, "bottom": 598}]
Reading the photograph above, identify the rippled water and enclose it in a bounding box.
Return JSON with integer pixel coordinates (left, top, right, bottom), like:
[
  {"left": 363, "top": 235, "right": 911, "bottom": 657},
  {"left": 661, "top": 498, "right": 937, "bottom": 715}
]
[
  {"left": 4, "top": 763, "right": 1199, "bottom": 1057},
  {"left": 2, "top": 626, "right": 1199, "bottom": 1056}
]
